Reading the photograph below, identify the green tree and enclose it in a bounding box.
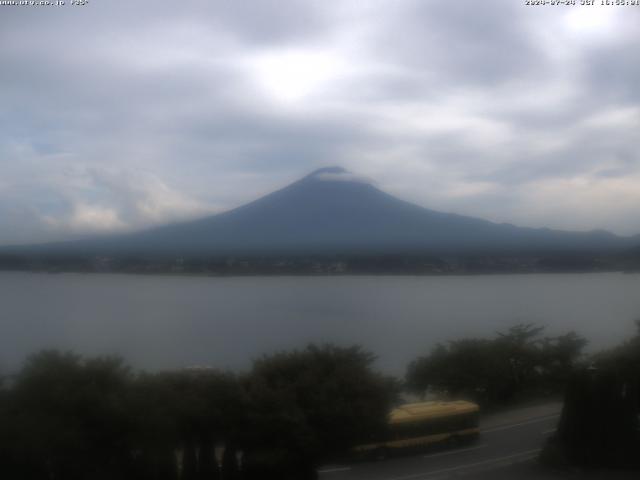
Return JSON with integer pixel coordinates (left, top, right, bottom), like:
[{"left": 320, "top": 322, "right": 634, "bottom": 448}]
[
  {"left": 242, "top": 344, "right": 398, "bottom": 479},
  {"left": 406, "top": 324, "right": 586, "bottom": 407},
  {"left": 1, "top": 344, "right": 397, "bottom": 480},
  {"left": 5, "top": 350, "right": 133, "bottom": 480},
  {"left": 541, "top": 321, "right": 640, "bottom": 469},
  {"left": 538, "top": 332, "right": 588, "bottom": 392},
  {"left": 127, "top": 368, "right": 245, "bottom": 480}
]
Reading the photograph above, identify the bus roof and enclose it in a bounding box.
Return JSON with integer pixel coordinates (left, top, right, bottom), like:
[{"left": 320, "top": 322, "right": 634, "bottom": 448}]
[{"left": 389, "top": 400, "right": 479, "bottom": 425}]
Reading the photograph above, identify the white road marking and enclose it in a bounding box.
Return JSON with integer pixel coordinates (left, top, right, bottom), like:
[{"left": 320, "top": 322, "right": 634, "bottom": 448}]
[
  {"left": 422, "top": 444, "right": 487, "bottom": 459},
  {"left": 482, "top": 414, "right": 560, "bottom": 434},
  {"left": 318, "top": 466, "right": 352, "bottom": 474},
  {"left": 319, "top": 414, "right": 557, "bottom": 477},
  {"left": 386, "top": 449, "right": 541, "bottom": 480}
]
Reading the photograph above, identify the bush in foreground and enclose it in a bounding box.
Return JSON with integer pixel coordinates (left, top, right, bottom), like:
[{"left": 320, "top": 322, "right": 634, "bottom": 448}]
[
  {"left": 0, "top": 344, "right": 397, "bottom": 480},
  {"left": 541, "top": 323, "right": 640, "bottom": 470},
  {"left": 406, "top": 324, "right": 587, "bottom": 407}
]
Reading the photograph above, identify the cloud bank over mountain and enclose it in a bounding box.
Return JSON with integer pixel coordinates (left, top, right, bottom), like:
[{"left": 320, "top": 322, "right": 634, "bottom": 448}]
[
  {"left": 1, "top": 0, "right": 639, "bottom": 245},
  {"left": 14, "top": 167, "right": 634, "bottom": 259}
]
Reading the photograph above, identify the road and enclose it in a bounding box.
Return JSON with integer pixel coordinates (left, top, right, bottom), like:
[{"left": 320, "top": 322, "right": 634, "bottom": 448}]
[{"left": 317, "top": 403, "right": 562, "bottom": 480}]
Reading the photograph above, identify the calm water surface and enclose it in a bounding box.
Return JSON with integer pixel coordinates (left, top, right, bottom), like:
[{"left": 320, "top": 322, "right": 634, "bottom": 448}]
[{"left": 1, "top": 272, "right": 639, "bottom": 375}]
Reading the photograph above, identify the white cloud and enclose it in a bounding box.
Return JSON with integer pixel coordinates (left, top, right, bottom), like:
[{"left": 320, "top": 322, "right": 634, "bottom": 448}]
[
  {"left": 315, "top": 172, "right": 372, "bottom": 184},
  {"left": 0, "top": 0, "right": 639, "bottom": 244},
  {"left": 247, "top": 49, "right": 350, "bottom": 104},
  {"left": 44, "top": 204, "right": 126, "bottom": 233}
]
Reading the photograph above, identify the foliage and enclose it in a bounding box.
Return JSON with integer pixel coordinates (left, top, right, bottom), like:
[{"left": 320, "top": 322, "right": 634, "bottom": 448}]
[
  {"left": 541, "top": 321, "right": 640, "bottom": 469},
  {"left": 248, "top": 345, "right": 398, "bottom": 452},
  {"left": 406, "top": 324, "right": 587, "bottom": 407},
  {"left": 242, "top": 344, "right": 399, "bottom": 478},
  {"left": 2, "top": 351, "right": 134, "bottom": 479},
  {"left": 126, "top": 369, "right": 245, "bottom": 480},
  {"left": 0, "top": 344, "right": 397, "bottom": 480}
]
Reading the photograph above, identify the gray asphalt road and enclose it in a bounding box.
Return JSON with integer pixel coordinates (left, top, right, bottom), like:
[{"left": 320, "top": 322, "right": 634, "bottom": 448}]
[{"left": 317, "top": 409, "right": 561, "bottom": 480}]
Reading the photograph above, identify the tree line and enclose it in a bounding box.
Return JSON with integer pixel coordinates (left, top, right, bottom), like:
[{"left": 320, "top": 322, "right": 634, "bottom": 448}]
[
  {"left": 406, "top": 323, "right": 588, "bottom": 407},
  {"left": 406, "top": 323, "right": 640, "bottom": 468},
  {"left": 1, "top": 323, "right": 638, "bottom": 478},
  {"left": 541, "top": 321, "right": 640, "bottom": 469},
  {"left": 0, "top": 345, "right": 397, "bottom": 480}
]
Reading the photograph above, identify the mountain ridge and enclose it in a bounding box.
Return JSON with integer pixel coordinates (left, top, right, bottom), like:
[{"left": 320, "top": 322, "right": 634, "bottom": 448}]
[{"left": 3, "top": 167, "right": 639, "bottom": 258}]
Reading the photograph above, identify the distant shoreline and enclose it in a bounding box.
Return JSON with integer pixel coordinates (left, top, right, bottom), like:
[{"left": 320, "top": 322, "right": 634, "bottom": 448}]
[
  {"left": 2, "top": 249, "right": 639, "bottom": 277},
  {"left": 1, "top": 266, "right": 638, "bottom": 278}
]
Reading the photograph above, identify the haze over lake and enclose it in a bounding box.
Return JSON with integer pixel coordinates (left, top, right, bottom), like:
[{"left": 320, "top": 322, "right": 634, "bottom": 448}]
[{"left": 1, "top": 272, "right": 639, "bottom": 375}]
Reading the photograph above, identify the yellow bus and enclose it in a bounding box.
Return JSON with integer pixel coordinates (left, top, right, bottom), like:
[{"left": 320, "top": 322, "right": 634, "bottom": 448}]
[{"left": 354, "top": 400, "right": 480, "bottom": 459}]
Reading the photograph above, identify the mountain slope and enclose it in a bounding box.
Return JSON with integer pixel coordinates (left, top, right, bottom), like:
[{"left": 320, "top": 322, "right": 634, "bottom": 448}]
[{"left": 9, "top": 167, "right": 638, "bottom": 257}]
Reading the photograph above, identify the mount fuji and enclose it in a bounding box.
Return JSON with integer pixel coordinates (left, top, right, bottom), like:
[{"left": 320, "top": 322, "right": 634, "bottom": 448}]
[{"left": 12, "top": 166, "right": 636, "bottom": 259}]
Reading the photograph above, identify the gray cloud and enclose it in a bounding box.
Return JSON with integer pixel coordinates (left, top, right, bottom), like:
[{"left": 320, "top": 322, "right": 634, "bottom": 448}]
[
  {"left": 382, "top": 0, "right": 542, "bottom": 86},
  {"left": 1, "top": 0, "right": 639, "bottom": 244}
]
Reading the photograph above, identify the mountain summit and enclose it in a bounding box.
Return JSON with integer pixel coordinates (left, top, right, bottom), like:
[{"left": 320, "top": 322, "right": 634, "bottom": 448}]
[
  {"left": 303, "top": 166, "right": 370, "bottom": 183},
  {"left": 11, "top": 167, "right": 637, "bottom": 257},
  {"left": 307, "top": 166, "right": 351, "bottom": 176}
]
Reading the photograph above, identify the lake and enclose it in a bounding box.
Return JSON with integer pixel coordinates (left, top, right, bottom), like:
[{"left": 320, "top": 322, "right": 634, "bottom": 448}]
[{"left": 1, "top": 271, "right": 639, "bottom": 376}]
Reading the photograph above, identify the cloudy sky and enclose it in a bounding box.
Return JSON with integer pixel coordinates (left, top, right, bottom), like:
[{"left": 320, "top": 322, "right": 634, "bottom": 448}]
[{"left": 1, "top": 0, "right": 639, "bottom": 245}]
